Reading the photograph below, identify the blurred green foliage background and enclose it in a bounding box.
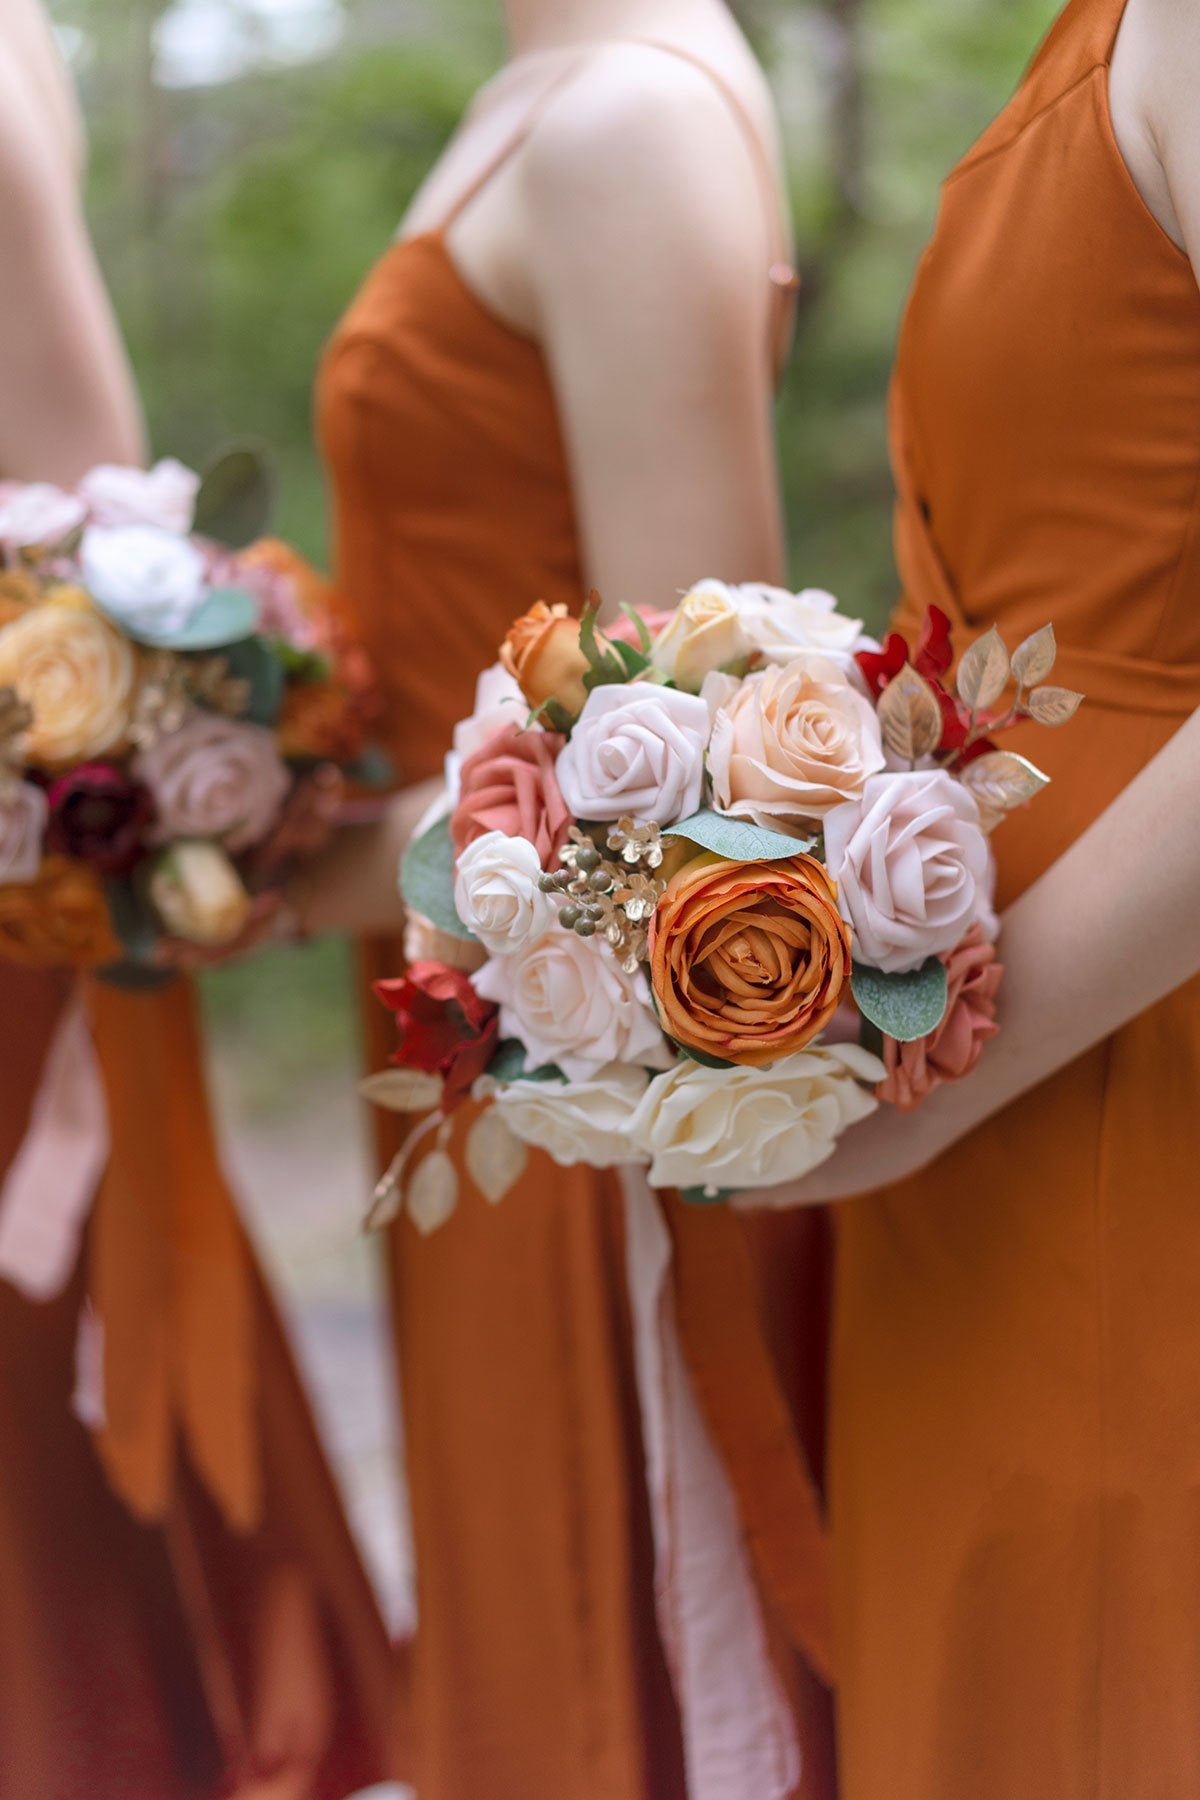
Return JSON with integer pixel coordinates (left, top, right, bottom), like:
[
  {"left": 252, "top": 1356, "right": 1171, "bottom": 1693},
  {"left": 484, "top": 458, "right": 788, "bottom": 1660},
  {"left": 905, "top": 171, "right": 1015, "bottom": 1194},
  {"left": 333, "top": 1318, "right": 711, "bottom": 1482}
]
[{"left": 53, "top": 0, "right": 1058, "bottom": 1101}]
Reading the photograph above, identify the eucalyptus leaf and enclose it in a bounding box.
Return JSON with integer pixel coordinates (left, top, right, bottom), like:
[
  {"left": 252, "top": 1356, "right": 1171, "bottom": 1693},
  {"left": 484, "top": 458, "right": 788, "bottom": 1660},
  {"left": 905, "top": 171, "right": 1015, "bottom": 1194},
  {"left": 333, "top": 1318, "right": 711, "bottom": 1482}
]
[
  {"left": 126, "top": 585, "right": 258, "bottom": 652},
  {"left": 219, "top": 636, "right": 285, "bottom": 725},
  {"left": 851, "top": 956, "right": 949, "bottom": 1044},
  {"left": 663, "top": 809, "right": 817, "bottom": 863},
  {"left": 400, "top": 816, "right": 477, "bottom": 941},
  {"left": 193, "top": 442, "right": 276, "bottom": 549}
]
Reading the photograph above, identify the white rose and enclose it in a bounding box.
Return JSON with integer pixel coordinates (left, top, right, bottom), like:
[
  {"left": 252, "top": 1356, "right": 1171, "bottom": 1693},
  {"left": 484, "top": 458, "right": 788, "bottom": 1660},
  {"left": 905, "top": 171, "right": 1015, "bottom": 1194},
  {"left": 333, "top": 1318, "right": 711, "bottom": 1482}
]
[
  {"left": 732, "top": 582, "right": 878, "bottom": 680},
  {"left": 79, "top": 459, "right": 200, "bottom": 534},
  {"left": 650, "top": 584, "right": 751, "bottom": 691},
  {"left": 472, "top": 930, "right": 673, "bottom": 1081},
  {"left": 555, "top": 684, "right": 708, "bottom": 825},
  {"left": 453, "top": 829, "right": 556, "bottom": 955},
  {"left": 629, "top": 1043, "right": 883, "bottom": 1194},
  {"left": 81, "top": 524, "right": 208, "bottom": 639},
  {"left": 823, "top": 769, "right": 997, "bottom": 973},
  {"left": 446, "top": 663, "right": 525, "bottom": 805},
  {"left": 482, "top": 1062, "right": 651, "bottom": 1169},
  {"left": 0, "top": 483, "right": 87, "bottom": 555}
]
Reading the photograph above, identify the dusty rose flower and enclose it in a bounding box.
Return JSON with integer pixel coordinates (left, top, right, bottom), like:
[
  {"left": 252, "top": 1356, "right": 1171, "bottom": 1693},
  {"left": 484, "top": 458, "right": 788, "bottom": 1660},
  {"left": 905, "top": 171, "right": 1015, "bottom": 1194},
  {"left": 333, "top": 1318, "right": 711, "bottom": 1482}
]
[
  {"left": 134, "top": 710, "right": 291, "bottom": 852},
  {"left": 0, "top": 781, "right": 48, "bottom": 884},
  {"left": 500, "top": 601, "right": 591, "bottom": 718},
  {"left": 823, "top": 769, "right": 996, "bottom": 973},
  {"left": 876, "top": 925, "right": 1003, "bottom": 1111},
  {"left": 450, "top": 724, "right": 571, "bottom": 870},
  {"left": 555, "top": 684, "right": 708, "bottom": 825},
  {"left": 705, "top": 654, "right": 885, "bottom": 828},
  {"left": 45, "top": 762, "right": 156, "bottom": 876}
]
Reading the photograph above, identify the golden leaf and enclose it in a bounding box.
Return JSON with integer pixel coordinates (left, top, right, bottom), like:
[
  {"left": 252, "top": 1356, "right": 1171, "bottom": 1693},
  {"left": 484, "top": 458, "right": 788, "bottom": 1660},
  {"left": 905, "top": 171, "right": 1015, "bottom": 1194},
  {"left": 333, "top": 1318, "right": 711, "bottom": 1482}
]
[
  {"left": 876, "top": 663, "right": 944, "bottom": 763},
  {"left": 956, "top": 625, "right": 1011, "bottom": 712},
  {"left": 961, "top": 749, "right": 1051, "bottom": 818},
  {"left": 465, "top": 1105, "right": 528, "bottom": 1204},
  {"left": 1011, "top": 623, "right": 1057, "bottom": 688},
  {"left": 359, "top": 1067, "right": 445, "bottom": 1114},
  {"left": 1025, "top": 684, "right": 1084, "bottom": 727},
  {"left": 406, "top": 1150, "right": 459, "bottom": 1235}
]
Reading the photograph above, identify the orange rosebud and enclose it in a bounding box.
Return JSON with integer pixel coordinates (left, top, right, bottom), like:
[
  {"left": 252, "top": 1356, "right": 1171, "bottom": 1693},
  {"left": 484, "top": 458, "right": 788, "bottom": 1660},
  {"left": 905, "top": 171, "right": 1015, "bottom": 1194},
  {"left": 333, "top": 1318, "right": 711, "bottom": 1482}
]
[
  {"left": 0, "top": 856, "right": 120, "bottom": 970},
  {"left": 500, "top": 602, "right": 590, "bottom": 718},
  {"left": 649, "top": 851, "right": 850, "bottom": 1068}
]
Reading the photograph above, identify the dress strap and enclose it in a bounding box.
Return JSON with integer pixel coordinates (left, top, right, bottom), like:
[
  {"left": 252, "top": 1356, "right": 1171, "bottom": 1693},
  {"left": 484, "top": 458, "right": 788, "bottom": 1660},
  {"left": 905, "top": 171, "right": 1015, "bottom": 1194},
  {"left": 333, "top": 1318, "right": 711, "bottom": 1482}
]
[{"left": 439, "top": 55, "right": 595, "bottom": 233}]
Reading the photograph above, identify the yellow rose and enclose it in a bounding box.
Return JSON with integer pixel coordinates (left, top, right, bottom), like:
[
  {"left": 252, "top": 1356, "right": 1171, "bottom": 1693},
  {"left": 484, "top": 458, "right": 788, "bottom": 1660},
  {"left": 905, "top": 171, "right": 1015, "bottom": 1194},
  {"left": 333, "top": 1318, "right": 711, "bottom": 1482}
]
[
  {"left": 650, "top": 582, "right": 751, "bottom": 691},
  {"left": 0, "top": 588, "right": 136, "bottom": 767},
  {"left": 500, "top": 602, "right": 590, "bottom": 718}
]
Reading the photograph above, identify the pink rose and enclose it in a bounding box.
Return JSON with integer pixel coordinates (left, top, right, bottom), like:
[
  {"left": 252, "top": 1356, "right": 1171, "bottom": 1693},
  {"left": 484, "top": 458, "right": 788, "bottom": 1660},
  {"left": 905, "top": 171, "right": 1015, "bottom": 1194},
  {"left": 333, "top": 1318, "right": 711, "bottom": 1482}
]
[
  {"left": 555, "top": 684, "right": 708, "bottom": 825},
  {"left": 134, "top": 710, "right": 291, "bottom": 852},
  {"left": 78, "top": 459, "right": 200, "bottom": 534},
  {"left": 0, "top": 781, "right": 47, "bottom": 884},
  {"left": 450, "top": 724, "right": 571, "bottom": 869},
  {"left": 0, "top": 484, "right": 87, "bottom": 556},
  {"left": 876, "top": 925, "right": 1003, "bottom": 1110},
  {"left": 823, "top": 768, "right": 996, "bottom": 972}
]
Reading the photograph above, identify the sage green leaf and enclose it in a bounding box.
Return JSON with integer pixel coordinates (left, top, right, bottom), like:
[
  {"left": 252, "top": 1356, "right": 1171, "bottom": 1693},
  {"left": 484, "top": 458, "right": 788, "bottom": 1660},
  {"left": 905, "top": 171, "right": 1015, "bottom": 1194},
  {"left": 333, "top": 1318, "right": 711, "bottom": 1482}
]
[
  {"left": 399, "top": 816, "right": 477, "bottom": 941},
  {"left": 193, "top": 442, "right": 276, "bottom": 549},
  {"left": 850, "top": 956, "right": 948, "bottom": 1044},
  {"left": 662, "top": 809, "right": 817, "bottom": 863},
  {"left": 127, "top": 585, "right": 258, "bottom": 651}
]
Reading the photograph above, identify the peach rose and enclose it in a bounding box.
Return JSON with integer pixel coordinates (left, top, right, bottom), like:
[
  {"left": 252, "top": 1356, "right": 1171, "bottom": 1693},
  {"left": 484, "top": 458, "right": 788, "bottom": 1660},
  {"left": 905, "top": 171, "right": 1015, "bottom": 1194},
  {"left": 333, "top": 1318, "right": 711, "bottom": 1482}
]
[
  {"left": 877, "top": 924, "right": 1002, "bottom": 1111},
  {"left": 705, "top": 654, "right": 885, "bottom": 830},
  {"left": 0, "top": 590, "right": 136, "bottom": 767},
  {"left": 450, "top": 723, "right": 571, "bottom": 869},
  {"left": 0, "top": 856, "right": 120, "bottom": 969},
  {"left": 500, "top": 602, "right": 590, "bottom": 717},
  {"left": 649, "top": 851, "right": 851, "bottom": 1068}
]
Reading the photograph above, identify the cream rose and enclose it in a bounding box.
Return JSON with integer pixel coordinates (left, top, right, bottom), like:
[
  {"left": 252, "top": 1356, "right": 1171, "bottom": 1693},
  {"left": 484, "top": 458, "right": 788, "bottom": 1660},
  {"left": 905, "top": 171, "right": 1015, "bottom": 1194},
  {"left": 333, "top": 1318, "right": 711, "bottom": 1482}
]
[
  {"left": 148, "top": 840, "right": 252, "bottom": 945},
  {"left": 81, "top": 524, "right": 208, "bottom": 639},
  {"left": 134, "top": 710, "right": 290, "bottom": 852},
  {"left": 0, "top": 594, "right": 136, "bottom": 766},
  {"left": 704, "top": 653, "right": 885, "bottom": 828},
  {"left": 483, "top": 1063, "right": 651, "bottom": 1169},
  {"left": 79, "top": 459, "right": 200, "bottom": 534},
  {"left": 555, "top": 684, "right": 708, "bottom": 825},
  {"left": 453, "top": 829, "right": 557, "bottom": 955},
  {"left": 0, "top": 483, "right": 87, "bottom": 555},
  {"left": 629, "top": 1043, "right": 883, "bottom": 1194},
  {"left": 651, "top": 585, "right": 751, "bottom": 691},
  {"left": 735, "top": 583, "right": 876, "bottom": 673},
  {"left": 823, "top": 769, "right": 997, "bottom": 973},
  {"left": 472, "top": 931, "right": 673, "bottom": 1080},
  {"left": 0, "top": 781, "right": 47, "bottom": 884}
]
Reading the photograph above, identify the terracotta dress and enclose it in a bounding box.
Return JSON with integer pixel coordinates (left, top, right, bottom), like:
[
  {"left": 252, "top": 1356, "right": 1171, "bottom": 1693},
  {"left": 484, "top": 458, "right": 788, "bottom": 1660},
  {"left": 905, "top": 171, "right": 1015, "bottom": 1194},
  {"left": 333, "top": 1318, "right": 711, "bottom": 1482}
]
[
  {"left": 0, "top": 969, "right": 391, "bottom": 1794},
  {"left": 831, "top": 1, "right": 1200, "bottom": 1795},
  {"left": 319, "top": 46, "right": 836, "bottom": 1800}
]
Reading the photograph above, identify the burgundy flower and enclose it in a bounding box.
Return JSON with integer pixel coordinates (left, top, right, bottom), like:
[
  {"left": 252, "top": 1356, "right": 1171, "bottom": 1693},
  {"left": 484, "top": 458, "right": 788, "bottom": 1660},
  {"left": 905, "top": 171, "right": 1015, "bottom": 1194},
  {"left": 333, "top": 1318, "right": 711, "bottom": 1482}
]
[
  {"left": 45, "top": 761, "right": 157, "bottom": 876},
  {"left": 374, "top": 962, "right": 499, "bottom": 1110}
]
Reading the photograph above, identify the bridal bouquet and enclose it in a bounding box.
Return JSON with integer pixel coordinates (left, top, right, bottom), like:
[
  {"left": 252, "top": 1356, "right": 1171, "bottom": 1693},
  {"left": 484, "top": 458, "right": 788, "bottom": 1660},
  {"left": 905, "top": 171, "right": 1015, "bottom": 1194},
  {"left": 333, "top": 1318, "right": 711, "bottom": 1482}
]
[
  {"left": 0, "top": 452, "right": 376, "bottom": 975},
  {"left": 367, "top": 584, "right": 1081, "bottom": 1231}
]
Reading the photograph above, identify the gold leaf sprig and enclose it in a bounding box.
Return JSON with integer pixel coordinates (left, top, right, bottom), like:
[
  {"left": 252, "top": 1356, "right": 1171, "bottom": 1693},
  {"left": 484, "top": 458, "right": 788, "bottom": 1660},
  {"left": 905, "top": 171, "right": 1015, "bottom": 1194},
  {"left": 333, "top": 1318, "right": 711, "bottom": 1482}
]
[
  {"left": 950, "top": 623, "right": 1084, "bottom": 829},
  {"left": 539, "top": 819, "right": 668, "bottom": 974}
]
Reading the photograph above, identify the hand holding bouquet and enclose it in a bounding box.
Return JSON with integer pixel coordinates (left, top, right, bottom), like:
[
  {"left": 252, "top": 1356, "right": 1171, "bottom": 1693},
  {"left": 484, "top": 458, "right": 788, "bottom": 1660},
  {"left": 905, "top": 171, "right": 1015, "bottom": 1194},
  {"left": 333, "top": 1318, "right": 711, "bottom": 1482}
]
[
  {"left": 0, "top": 450, "right": 378, "bottom": 977},
  {"left": 367, "top": 583, "right": 1081, "bottom": 1231}
]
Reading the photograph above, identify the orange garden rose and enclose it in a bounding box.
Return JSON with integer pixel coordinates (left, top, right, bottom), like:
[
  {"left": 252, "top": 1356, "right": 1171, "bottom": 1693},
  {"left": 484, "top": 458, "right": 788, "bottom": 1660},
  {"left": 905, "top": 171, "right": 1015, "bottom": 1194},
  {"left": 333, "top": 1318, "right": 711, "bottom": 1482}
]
[
  {"left": 278, "top": 679, "right": 365, "bottom": 763},
  {"left": 649, "top": 851, "right": 851, "bottom": 1068},
  {"left": 500, "top": 601, "right": 590, "bottom": 717},
  {"left": 0, "top": 857, "right": 120, "bottom": 969}
]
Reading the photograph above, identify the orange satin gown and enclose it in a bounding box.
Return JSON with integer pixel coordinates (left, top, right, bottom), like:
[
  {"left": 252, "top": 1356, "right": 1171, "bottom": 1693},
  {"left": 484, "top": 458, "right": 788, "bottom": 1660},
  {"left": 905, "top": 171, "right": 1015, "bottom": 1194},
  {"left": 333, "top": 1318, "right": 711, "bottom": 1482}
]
[
  {"left": 318, "top": 72, "right": 835, "bottom": 1800},
  {"left": 0, "top": 964, "right": 391, "bottom": 1796},
  {"left": 831, "top": 2, "right": 1200, "bottom": 1795}
]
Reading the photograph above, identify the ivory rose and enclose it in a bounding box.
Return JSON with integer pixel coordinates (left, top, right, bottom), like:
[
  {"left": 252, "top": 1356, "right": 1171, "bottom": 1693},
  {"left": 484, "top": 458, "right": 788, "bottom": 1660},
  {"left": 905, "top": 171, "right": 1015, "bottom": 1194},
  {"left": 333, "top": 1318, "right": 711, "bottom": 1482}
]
[
  {"left": 450, "top": 723, "right": 571, "bottom": 869},
  {"left": 0, "top": 856, "right": 120, "bottom": 968},
  {"left": 483, "top": 1063, "right": 651, "bottom": 1169},
  {"left": 0, "top": 781, "right": 47, "bottom": 884},
  {"left": 148, "top": 841, "right": 252, "bottom": 947},
  {"left": 555, "top": 685, "right": 708, "bottom": 825},
  {"left": 650, "top": 585, "right": 751, "bottom": 690},
  {"left": 628, "top": 1043, "right": 883, "bottom": 1193},
  {"left": 824, "top": 769, "right": 996, "bottom": 973},
  {"left": 472, "top": 931, "right": 673, "bottom": 1081},
  {"left": 877, "top": 924, "right": 1003, "bottom": 1110},
  {"left": 134, "top": 710, "right": 290, "bottom": 852},
  {"left": 80, "top": 523, "right": 208, "bottom": 639},
  {"left": 649, "top": 851, "right": 851, "bottom": 1067},
  {"left": 0, "top": 593, "right": 136, "bottom": 766},
  {"left": 705, "top": 654, "right": 885, "bottom": 828},
  {"left": 78, "top": 459, "right": 200, "bottom": 534},
  {"left": 453, "top": 830, "right": 557, "bottom": 955},
  {"left": 734, "top": 583, "right": 876, "bottom": 673},
  {"left": 500, "top": 601, "right": 590, "bottom": 717}
]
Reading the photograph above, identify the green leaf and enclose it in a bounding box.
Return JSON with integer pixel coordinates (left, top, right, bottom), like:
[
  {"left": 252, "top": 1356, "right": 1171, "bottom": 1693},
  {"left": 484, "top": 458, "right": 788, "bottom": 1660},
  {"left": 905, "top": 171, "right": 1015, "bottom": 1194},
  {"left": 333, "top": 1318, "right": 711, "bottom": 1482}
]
[
  {"left": 399, "top": 815, "right": 477, "bottom": 941},
  {"left": 579, "top": 593, "right": 630, "bottom": 690},
  {"left": 486, "top": 1040, "right": 565, "bottom": 1084},
  {"left": 674, "top": 1041, "right": 738, "bottom": 1071},
  {"left": 850, "top": 956, "right": 949, "bottom": 1044},
  {"left": 662, "top": 809, "right": 818, "bottom": 863},
  {"left": 610, "top": 638, "right": 652, "bottom": 679},
  {"left": 680, "top": 1184, "right": 734, "bottom": 1205},
  {"left": 619, "top": 603, "right": 654, "bottom": 655},
  {"left": 272, "top": 639, "right": 331, "bottom": 681},
  {"left": 103, "top": 875, "right": 163, "bottom": 970},
  {"left": 192, "top": 442, "right": 276, "bottom": 549},
  {"left": 96, "top": 960, "right": 178, "bottom": 994},
  {"left": 218, "top": 636, "right": 285, "bottom": 725},
  {"left": 128, "top": 586, "right": 258, "bottom": 651}
]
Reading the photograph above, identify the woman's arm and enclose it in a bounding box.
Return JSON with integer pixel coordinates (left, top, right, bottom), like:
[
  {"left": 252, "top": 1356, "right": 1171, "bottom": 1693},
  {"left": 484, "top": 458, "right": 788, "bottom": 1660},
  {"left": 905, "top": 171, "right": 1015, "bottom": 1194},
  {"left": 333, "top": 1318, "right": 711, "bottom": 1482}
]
[{"left": 766, "top": 1, "right": 1200, "bottom": 1206}]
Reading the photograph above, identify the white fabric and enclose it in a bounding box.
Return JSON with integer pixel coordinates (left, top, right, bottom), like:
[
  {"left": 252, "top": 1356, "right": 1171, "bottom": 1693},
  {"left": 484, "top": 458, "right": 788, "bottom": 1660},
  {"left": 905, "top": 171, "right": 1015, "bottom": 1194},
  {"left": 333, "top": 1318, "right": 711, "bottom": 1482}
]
[
  {"left": 0, "top": 995, "right": 110, "bottom": 1301},
  {"left": 621, "top": 1168, "right": 801, "bottom": 1800}
]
